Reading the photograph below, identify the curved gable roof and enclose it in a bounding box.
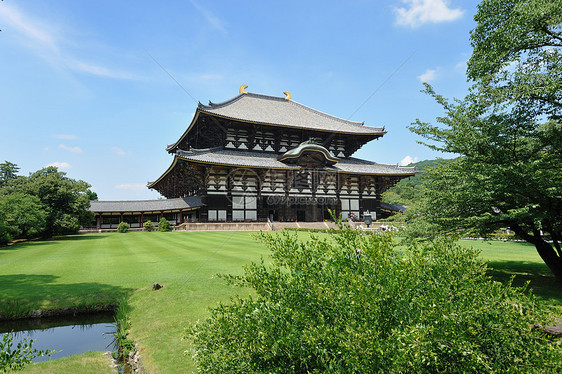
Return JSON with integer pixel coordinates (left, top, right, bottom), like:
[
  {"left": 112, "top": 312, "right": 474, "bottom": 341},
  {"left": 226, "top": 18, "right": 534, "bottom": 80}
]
[
  {"left": 199, "top": 93, "right": 385, "bottom": 135},
  {"left": 167, "top": 92, "right": 386, "bottom": 152}
]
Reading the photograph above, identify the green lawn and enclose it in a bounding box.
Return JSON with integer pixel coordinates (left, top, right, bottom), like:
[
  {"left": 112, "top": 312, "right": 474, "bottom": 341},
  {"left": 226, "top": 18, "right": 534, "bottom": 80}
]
[
  {"left": 1, "top": 232, "right": 560, "bottom": 373},
  {"left": 1, "top": 231, "right": 268, "bottom": 373},
  {"left": 460, "top": 239, "right": 562, "bottom": 305}
]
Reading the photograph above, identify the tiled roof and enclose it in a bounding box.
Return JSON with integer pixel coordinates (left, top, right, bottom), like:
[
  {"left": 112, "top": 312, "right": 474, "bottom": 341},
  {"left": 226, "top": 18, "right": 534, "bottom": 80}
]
[
  {"left": 381, "top": 202, "right": 407, "bottom": 212},
  {"left": 327, "top": 157, "right": 416, "bottom": 175},
  {"left": 174, "top": 148, "right": 416, "bottom": 176},
  {"left": 176, "top": 148, "right": 299, "bottom": 169},
  {"left": 198, "top": 92, "right": 386, "bottom": 135},
  {"left": 89, "top": 196, "right": 204, "bottom": 213}
]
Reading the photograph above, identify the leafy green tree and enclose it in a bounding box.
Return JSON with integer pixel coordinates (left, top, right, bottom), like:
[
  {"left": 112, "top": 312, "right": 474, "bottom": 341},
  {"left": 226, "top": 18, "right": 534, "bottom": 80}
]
[
  {"left": 158, "top": 217, "right": 171, "bottom": 232},
  {"left": 0, "top": 209, "right": 11, "bottom": 246},
  {"left": 408, "top": 0, "right": 562, "bottom": 279},
  {"left": 117, "top": 221, "right": 130, "bottom": 233},
  {"left": 0, "top": 193, "right": 46, "bottom": 240},
  {"left": 0, "top": 161, "right": 19, "bottom": 187},
  {"left": 189, "top": 227, "right": 561, "bottom": 373},
  {"left": 86, "top": 189, "right": 98, "bottom": 201},
  {"left": 382, "top": 159, "right": 441, "bottom": 206},
  {"left": 143, "top": 220, "right": 155, "bottom": 232},
  {"left": 1, "top": 332, "right": 52, "bottom": 372},
  {"left": 4, "top": 166, "right": 93, "bottom": 237}
]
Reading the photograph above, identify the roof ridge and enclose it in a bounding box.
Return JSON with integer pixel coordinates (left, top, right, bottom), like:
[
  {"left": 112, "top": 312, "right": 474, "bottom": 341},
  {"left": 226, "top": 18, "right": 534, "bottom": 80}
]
[
  {"left": 199, "top": 93, "right": 246, "bottom": 110},
  {"left": 345, "top": 157, "right": 416, "bottom": 169},
  {"left": 91, "top": 197, "right": 194, "bottom": 203},
  {"left": 202, "top": 92, "right": 384, "bottom": 129},
  {"left": 286, "top": 99, "right": 366, "bottom": 127}
]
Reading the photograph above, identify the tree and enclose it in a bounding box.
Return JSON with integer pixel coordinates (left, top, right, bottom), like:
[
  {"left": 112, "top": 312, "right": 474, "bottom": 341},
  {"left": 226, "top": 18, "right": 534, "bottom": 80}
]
[
  {"left": 3, "top": 166, "right": 93, "bottom": 237},
  {"left": 86, "top": 189, "right": 98, "bottom": 201},
  {"left": 117, "top": 221, "right": 130, "bottom": 233},
  {"left": 408, "top": 0, "right": 562, "bottom": 279},
  {"left": 189, "top": 227, "right": 561, "bottom": 373},
  {"left": 0, "top": 161, "right": 19, "bottom": 187},
  {"left": 143, "top": 220, "right": 155, "bottom": 232},
  {"left": 158, "top": 217, "right": 171, "bottom": 232},
  {"left": 1, "top": 332, "right": 52, "bottom": 372},
  {"left": 0, "top": 193, "right": 46, "bottom": 240}
]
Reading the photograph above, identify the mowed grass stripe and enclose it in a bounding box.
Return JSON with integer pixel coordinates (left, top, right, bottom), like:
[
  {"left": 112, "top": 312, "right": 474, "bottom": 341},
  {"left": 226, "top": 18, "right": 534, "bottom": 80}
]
[{"left": 4, "top": 232, "right": 557, "bottom": 373}]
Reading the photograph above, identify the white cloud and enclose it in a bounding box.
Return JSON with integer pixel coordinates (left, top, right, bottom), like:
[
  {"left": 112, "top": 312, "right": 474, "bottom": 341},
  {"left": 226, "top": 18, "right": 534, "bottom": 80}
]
[
  {"left": 455, "top": 60, "right": 467, "bottom": 70},
  {"left": 112, "top": 147, "right": 129, "bottom": 156},
  {"left": 418, "top": 68, "right": 437, "bottom": 82},
  {"left": 67, "top": 60, "right": 138, "bottom": 80},
  {"left": 400, "top": 155, "right": 419, "bottom": 166},
  {"left": 47, "top": 161, "right": 71, "bottom": 170},
  {"left": 0, "top": 4, "right": 58, "bottom": 52},
  {"left": 59, "top": 144, "right": 83, "bottom": 153},
  {"left": 0, "top": 3, "right": 137, "bottom": 80},
  {"left": 52, "top": 134, "right": 79, "bottom": 140},
  {"left": 190, "top": 0, "right": 227, "bottom": 35},
  {"left": 115, "top": 183, "right": 147, "bottom": 191},
  {"left": 395, "top": 0, "right": 464, "bottom": 27}
]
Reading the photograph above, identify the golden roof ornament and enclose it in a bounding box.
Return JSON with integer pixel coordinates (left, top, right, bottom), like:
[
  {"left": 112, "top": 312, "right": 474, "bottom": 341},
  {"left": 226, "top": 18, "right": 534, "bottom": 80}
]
[
  {"left": 283, "top": 91, "right": 292, "bottom": 100},
  {"left": 239, "top": 84, "right": 248, "bottom": 94}
]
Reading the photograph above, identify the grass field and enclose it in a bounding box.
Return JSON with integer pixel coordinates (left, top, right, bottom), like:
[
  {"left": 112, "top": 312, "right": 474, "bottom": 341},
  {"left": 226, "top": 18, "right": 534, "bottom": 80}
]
[{"left": 0, "top": 231, "right": 560, "bottom": 373}]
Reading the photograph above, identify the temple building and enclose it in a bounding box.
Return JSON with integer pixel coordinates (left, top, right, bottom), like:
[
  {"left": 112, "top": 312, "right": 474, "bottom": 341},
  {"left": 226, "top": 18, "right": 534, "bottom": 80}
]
[{"left": 144, "top": 86, "right": 415, "bottom": 223}]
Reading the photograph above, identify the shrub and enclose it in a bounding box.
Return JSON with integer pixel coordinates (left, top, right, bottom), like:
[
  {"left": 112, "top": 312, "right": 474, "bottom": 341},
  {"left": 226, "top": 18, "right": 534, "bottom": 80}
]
[
  {"left": 1, "top": 332, "right": 52, "bottom": 372},
  {"left": 117, "top": 222, "right": 130, "bottom": 233},
  {"left": 189, "top": 225, "right": 561, "bottom": 373},
  {"left": 143, "top": 220, "right": 155, "bottom": 232},
  {"left": 158, "top": 217, "right": 171, "bottom": 232}
]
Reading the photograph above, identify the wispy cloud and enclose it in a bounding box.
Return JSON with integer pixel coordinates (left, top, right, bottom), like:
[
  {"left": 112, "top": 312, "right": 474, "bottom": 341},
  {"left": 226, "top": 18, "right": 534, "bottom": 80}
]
[
  {"left": 455, "top": 60, "right": 467, "bottom": 70},
  {"left": 112, "top": 147, "right": 130, "bottom": 156},
  {"left": 47, "top": 161, "right": 72, "bottom": 170},
  {"left": 0, "top": 3, "right": 138, "bottom": 80},
  {"left": 53, "top": 134, "right": 79, "bottom": 140},
  {"left": 59, "top": 144, "right": 83, "bottom": 153},
  {"left": 67, "top": 60, "right": 138, "bottom": 80},
  {"left": 395, "top": 0, "right": 464, "bottom": 27},
  {"left": 400, "top": 155, "right": 419, "bottom": 166},
  {"left": 115, "top": 183, "right": 147, "bottom": 191},
  {"left": 190, "top": 0, "right": 227, "bottom": 35},
  {"left": 0, "top": 3, "right": 58, "bottom": 52},
  {"left": 418, "top": 68, "right": 437, "bottom": 82}
]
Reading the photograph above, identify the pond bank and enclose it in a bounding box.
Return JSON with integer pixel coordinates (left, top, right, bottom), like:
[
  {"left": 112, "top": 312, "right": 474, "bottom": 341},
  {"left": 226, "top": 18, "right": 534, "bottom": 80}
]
[{"left": 0, "top": 303, "right": 118, "bottom": 322}]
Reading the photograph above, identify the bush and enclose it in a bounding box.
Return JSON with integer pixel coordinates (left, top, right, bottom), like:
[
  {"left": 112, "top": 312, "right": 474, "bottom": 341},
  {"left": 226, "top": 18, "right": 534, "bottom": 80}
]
[
  {"left": 143, "top": 220, "right": 155, "bottom": 232},
  {"left": 1, "top": 332, "right": 52, "bottom": 372},
  {"left": 189, "top": 225, "right": 561, "bottom": 373},
  {"left": 117, "top": 222, "right": 130, "bottom": 233},
  {"left": 158, "top": 217, "right": 171, "bottom": 232}
]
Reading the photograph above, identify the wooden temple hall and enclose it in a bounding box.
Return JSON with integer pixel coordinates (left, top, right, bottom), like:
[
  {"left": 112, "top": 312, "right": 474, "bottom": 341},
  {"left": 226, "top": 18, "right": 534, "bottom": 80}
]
[{"left": 90, "top": 86, "right": 415, "bottom": 228}]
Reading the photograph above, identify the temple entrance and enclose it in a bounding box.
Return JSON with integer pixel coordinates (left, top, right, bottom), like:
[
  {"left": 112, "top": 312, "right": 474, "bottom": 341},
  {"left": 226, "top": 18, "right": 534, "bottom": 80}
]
[{"left": 262, "top": 196, "right": 339, "bottom": 222}]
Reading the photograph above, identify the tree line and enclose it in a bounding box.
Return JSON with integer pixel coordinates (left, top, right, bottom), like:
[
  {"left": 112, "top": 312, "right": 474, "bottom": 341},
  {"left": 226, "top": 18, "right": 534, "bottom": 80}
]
[{"left": 0, "top": 161, "right": 96, "bottom": 245}]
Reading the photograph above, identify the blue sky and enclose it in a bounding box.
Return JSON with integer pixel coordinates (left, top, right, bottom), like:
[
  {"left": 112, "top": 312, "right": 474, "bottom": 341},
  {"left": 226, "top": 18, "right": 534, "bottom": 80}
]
[{"left": 0, "top": 0, "right": 480, "bottom": 200}]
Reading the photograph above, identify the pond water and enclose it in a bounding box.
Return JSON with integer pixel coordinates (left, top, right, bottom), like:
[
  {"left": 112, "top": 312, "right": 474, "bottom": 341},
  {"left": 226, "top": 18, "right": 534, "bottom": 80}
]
[{"left": 0, "top": 313, "right": 116, "bottom": 362}]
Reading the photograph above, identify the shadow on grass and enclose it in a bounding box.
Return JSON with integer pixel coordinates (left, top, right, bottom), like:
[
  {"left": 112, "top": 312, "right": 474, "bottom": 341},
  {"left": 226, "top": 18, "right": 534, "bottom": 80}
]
[
  {"left": 486, "top": 261, "right": 562, "bottom": 305},
  {"left": 0, "top": 234, "right": 105, "bottom": 251},
  {"left": 0, "top": 274, "right": 133, "bottom": 318}
]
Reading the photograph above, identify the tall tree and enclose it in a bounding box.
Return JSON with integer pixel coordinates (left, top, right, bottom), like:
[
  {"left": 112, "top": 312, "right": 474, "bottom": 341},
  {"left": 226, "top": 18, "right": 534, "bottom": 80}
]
[
  {"left": 409, "top": 0, "right": 562, "bottom": 279},
  {"left": 6, "top": 167, "right": 93, "bottom": 237},
  {"left": 0, "top": 161, "right": 19, "bottom": 187},
  {"left": 0, "top": 193, "right": 46, "bottom": 240}
]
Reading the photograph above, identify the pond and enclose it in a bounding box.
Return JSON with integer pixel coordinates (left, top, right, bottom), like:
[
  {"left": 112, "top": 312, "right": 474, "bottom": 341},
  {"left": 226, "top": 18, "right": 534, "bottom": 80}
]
[{"left": 0, "top": 312, "right": 116, "bottom": 362}]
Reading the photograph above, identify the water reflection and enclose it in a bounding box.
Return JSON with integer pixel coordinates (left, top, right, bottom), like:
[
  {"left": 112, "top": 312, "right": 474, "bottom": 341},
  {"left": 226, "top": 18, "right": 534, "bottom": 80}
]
[{"left": 0, "top": 313, "right": 116, "bottom": 362}]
